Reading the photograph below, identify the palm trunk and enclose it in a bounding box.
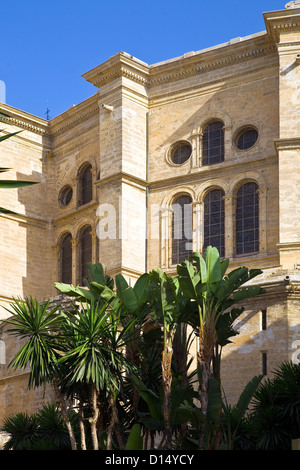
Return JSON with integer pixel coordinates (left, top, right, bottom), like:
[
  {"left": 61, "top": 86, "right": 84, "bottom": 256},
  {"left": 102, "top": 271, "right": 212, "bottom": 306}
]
[
  {"left": 78, "top": 399, "right": 87, "bottom": 450},
  {"left": 107, "top": 392, "right": 119, "bottom": 450},
  {"left": 161, "top": 329, "right": 174, "bottom": 449},
  {"left": 89, "top": 383, "right": 99, "bottom": 450},
  {"left": 53, "top": 377, "right": 77, "bottom": 450},
  {"left": 197, "top": 323, "right": 217, "bottom": 450}
]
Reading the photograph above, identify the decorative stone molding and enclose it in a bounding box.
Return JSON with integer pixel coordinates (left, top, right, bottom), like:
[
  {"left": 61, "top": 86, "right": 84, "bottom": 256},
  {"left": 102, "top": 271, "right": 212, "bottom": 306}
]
[
  {"left": 264, "top": 8, "right": 300, "bottom": 43},
  {"left": 49, "top": 104, "right": 99, "bottom": 136},
  {"left": 83, "top": 37, "right": 276, "bottom": 91},
  {"left": 0, "top": 115, "right": 48, "bottom": 135}
]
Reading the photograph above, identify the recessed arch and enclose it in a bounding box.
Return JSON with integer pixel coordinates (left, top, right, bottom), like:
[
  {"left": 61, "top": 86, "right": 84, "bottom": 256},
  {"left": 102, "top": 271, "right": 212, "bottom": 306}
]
[
  {"left": 59, "top": 232, "right": 72, "bottom": 284},
  {"left": 78, "top": 225, "right": 93, "bottom": 284},
  {"left": 203, "top": 188, "right": 225, "bottom": 257},
  {"left": 171, "top": 193, "right": 193, "bottom": 265},
  {"left": 202, "top": 119, "right": 225, "bottom": 166},
  {"left": 196, "top": 180, "right": 229, "bottom": 203},
  {"left": 236, "top": 181, "right": 259, "bottom": 255},
  {"left": 77, "top": 162, "right": 93, "bottom": 206}
]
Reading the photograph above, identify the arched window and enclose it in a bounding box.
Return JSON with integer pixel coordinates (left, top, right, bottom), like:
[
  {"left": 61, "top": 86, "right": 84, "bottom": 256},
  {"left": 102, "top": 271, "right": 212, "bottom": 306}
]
[
  {"left": 172, "top": 195, "right": 193, "bottom": 265},
  {"left": 236, "top": 182, "right": 259, "bottom": 255},
  {"left": 80, "top": 226, "right": 92, "bottom": 284},
  {"left": 204, "top": 189, "right": 225, "bottom": 257},
  {"left": 78, "top": 164, "right": 93, "bottom": 206},
  {"left": 61, "top": 233, "right": 72, "bottom": 284},
  {"left": 202, "top": 121, "right": 224, "bottom": 165}
]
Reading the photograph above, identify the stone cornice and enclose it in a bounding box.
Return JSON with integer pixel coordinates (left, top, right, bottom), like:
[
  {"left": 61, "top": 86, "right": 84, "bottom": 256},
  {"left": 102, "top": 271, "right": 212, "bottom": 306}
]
[
  {"left": 82, "top": 52, "right": 149, "bottom": 88},
  {"left": 264, "top": 8, "right": 300, "bottom": 43},
  {"left": 0, "top": 103, "right": 49, "bottom": 135},
  {"left": 274, "top": 137, "right": 300, "bottom": 153},
  {"left": 148, "top": 35, "right": 276, "bottom": 87},
  {"left": 96, "top": 171, "right": 147, "bottom": 191},
  {"left": 82, "top": 34, "right": 276, "bottom": 90},
  {"left": 149, "top": 155, "right": 277, "bottom": 191},
  {"left": 49, "top": 94, "right": 99, "bottom": 136}
]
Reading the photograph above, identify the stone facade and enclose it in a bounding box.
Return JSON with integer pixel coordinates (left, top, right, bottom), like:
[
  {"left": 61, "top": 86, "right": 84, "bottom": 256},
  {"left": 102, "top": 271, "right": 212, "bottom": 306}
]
[{"left": 1, "top": 3, "right": 300, "bottom": 421}]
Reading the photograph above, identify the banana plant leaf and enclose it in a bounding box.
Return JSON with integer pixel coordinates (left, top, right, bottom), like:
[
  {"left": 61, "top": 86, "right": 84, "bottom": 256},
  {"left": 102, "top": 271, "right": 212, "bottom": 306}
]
[
  {"left": 125, "top": 424, "right": 143, "bottom": 450},
  {"left": 130, "top": 375, "right": 162, "bottom": 422}
]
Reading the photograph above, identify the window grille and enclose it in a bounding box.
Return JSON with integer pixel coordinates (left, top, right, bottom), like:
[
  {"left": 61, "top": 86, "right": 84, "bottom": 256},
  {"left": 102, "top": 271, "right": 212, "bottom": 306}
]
[
  {"left": 262, "top": 352, "right": 267, "bottom": 376},
  {"left": 61, "top": 233, "right": 72, "bottom": 284},
  {"left": 171, "top": 143, "right": 192, "bottom": 165},
  {"left": 79, "top": 164, "right": 92, "bottom": 206},
  {"left": 236, "top": 128, "right": 258, "bottom": 150},
  {"left": 202, "top": 121, "right": 224, "bottom": 165},
  {"left": 204, "top": 189, "right": 225, "bottom": 257},
  {"left": 172, "top": 195, "right": 193, "bottom": 265},
  {"left": 236, "top": 182, "right": 259, "bottom": 255},
  {"left": 80, "top": 226, "right": 92, "bottom": 283},
  {"left": 261, "top": 309, "right": 267, "bottom": 331}
]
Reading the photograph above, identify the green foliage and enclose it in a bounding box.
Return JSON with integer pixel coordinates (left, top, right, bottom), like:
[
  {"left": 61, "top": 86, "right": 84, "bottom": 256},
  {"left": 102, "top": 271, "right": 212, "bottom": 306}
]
[
  {"left": 125, "top": 424, "right": 143, "bottom": 450},
  {"left": 58, "top": 300, "right": 137, "bottom": 394},
  {"left": 3, "top": 254, "right": 269, "bottom": 451},
  {"left": 221, "top": 375, "right": 263, "bottom": 449},
  {"left": 1, "top": 404, "right": 75, "bottom": 450},
  {"left": 245, "top": 361, "right": 300, "bottom": 450},
  {"left": 3, "top": 297, "right": 61, "bottom": 388},
  {"left": 177, "top": 247, "right": 264, "bottom": 334}
]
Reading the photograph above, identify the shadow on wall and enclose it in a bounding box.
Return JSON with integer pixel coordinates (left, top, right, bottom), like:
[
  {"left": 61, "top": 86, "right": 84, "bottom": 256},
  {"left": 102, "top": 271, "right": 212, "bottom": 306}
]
[
  {"left": 219, "top": 295, "right": 299, "bottom": 406},
  {"left": 16, "top": 135, "right": 57, "bottom": 302}
]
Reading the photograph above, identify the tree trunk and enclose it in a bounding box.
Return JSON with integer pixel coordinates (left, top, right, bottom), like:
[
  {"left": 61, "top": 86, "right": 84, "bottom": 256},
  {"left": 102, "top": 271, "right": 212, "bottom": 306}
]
[
  {"left": 162, "top": 331, "right": 174, "bottom": 449},
  {"left": 107, "top": 393, "right": 119, "bottom": 450},
  {"left": 198, "top": 360, "right": 211, "bottom": 450},
  {"left": 126, "top": 325, "right": 141, "bottom": 423},
  {"left": 89, "top": 383, "right": 99, "bottom": 450},
  {"left": 53, "top": 377, "right": 77, "bottom": 450},
  {"left": 79, "top": 399, "right": 87, "bottom": 450},
  {"left": 173, "top": 324, "right": 189, "bottom": 446},
  {"left": 197, "top": 323, "right": 217, "bottom": 450}
]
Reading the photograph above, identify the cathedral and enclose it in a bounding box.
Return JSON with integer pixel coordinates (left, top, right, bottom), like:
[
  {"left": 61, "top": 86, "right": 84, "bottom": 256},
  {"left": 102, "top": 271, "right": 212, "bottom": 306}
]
[{"left": 0, "top": 2, "right": 300, "bottom": 422}]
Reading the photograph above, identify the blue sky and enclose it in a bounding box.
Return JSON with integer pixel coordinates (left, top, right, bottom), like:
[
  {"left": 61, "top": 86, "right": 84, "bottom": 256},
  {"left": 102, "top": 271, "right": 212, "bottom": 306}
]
[{"left": 1, "top": 0, "right": 286, "bottom": 119}]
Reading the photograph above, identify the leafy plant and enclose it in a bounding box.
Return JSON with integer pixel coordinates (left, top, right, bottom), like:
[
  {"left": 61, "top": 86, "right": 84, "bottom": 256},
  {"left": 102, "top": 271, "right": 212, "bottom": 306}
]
[
  {"left": 1, "top": 403, "right": 75, "bottom": 450},
  {"left": 177, "top": 246, "right": 264, "bottom": 448}
]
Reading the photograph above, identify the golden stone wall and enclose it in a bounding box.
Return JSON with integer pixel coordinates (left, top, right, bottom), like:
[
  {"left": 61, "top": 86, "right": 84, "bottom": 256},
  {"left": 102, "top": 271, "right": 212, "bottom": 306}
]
[{"left": 1, "top": 4, "right": 300, "bottom": 422}]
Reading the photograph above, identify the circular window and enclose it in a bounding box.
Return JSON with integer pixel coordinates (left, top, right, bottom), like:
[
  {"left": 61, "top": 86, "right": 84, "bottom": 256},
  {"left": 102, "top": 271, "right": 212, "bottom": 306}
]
[
  {"left": 170, "top": 142, "right": 192, "bottom": 165},
  {"left": 59, "top": 185, "right": 73, "bottom": 207},
  {"left": 235, "top": 127, "right": 258, "bottom": 150}
]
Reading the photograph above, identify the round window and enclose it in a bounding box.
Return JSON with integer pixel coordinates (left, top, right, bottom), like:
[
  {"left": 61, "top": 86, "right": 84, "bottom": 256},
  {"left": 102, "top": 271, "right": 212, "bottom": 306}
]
[
  {"left": 235, "top": 127, "right": 258, "bottom": 150},
  {"left": 59, "top": 185, "right": 73, "bottom": 207},
  {"left": 170, "top": 142, "right": 192, "bottom": 165}
]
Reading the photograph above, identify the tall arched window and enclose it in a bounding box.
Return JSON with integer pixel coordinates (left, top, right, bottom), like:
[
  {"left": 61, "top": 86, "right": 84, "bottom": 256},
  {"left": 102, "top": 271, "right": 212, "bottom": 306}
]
[
  {"left": 202, "top": 121, "right": 224, "bottom": 165},
  {"left": 80, "top": 225, "right": 92, "bottom": 284},
  {"left": 236, "top": 182, "right": 259, "bottom": 255},
  {"left": 61, "top": 233, "right": 72, "bottom": 284},
  {"left": 172, "top": 195, "right": 193, "bottom": 265},
  {"left": 78, "top": 164, "right": 93, "bottom": 206},
  {"left": 204, "top": 189, "right": 225, "bottom": 257}
]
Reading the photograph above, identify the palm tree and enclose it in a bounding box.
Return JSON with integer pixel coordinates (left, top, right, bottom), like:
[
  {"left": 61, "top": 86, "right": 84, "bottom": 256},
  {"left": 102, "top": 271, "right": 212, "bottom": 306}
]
[
  {"left": 1, "top": 403, "right": 76, "bottom": 450},
  {"left": 247, "top": 361, "right": 300, "bottom": 450},
  {"left": 58, "top": 300, "right": 137, "bottom": 450},
  {"left": 3, "top": 297, "right": 79, "bottom": 450},
  {"left": 177, "top": 246, "right": 264, "bottom": 449},
  {"left": 148, "top": 268, "right": 189, "bottom": 449}
]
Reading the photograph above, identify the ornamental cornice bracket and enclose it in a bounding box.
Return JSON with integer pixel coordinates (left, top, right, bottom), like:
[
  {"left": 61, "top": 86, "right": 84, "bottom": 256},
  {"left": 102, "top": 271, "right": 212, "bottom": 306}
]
[
  {"left": 83, "top": 52, "right": 150, "bottom": 88},
  {"left": 264, "top": 8, "right": 300, "bottom": 44}
]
